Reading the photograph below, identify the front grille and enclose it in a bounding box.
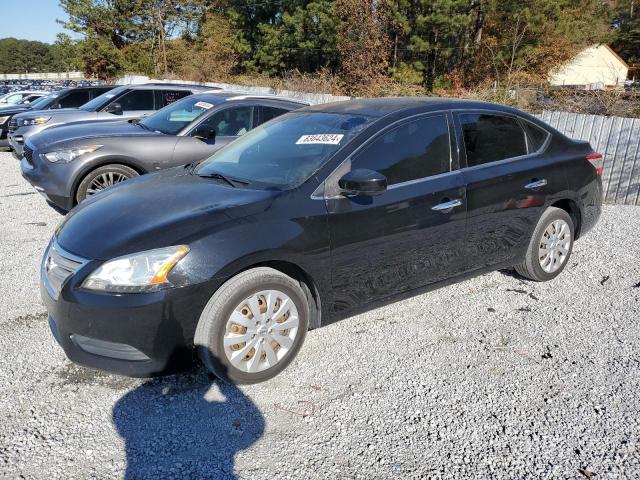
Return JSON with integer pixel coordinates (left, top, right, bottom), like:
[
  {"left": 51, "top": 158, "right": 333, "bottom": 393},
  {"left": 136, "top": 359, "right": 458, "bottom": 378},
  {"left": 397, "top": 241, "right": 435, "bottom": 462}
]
[
  {"left": 44, "top": 242, "right": 86, "bottom": 299},
  {"left": 8, "top": 118, "right": 17, "bottom": 133},
  {"left": 23, "top": 146, "right": 33, "bottom": 165}
]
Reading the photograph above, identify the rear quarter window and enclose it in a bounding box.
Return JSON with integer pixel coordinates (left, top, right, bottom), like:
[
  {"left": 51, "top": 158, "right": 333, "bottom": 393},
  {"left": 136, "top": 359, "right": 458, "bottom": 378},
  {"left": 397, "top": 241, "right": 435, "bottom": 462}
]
[{"left": 522, "top": 121, "right": 550, "bottom": 153}]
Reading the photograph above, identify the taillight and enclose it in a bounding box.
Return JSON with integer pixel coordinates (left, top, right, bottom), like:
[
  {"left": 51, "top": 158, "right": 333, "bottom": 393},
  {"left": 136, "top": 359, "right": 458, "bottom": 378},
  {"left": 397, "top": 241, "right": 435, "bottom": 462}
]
[{"left": 586, "top": 152, "right": 604, "bottom": 176}]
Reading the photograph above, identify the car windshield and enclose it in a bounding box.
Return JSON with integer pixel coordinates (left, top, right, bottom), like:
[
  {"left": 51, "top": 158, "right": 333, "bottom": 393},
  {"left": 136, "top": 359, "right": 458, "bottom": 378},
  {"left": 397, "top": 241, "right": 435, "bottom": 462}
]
[
  {"left": 195, "top": 111, "right": 374, "bottom": 188},
  {"left": 140, "top": 96, "right": 215, "bottom": 135},
  {"left": 79, "top": 86, "right": 124, "bottom": 111}
]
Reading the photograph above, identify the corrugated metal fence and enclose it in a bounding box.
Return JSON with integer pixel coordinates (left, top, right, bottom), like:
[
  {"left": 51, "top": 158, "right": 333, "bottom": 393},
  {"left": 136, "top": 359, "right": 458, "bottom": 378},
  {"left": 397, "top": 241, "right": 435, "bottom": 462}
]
[{"left": 538, "top": 111, "right": 640, "bottom": 205}]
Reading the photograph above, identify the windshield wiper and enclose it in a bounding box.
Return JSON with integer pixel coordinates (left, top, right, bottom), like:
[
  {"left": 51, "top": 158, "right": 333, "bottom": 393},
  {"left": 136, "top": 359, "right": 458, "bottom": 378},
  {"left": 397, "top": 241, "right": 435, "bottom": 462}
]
[{"left": 198, "top": 171, "right": 248, "bottom": 188}]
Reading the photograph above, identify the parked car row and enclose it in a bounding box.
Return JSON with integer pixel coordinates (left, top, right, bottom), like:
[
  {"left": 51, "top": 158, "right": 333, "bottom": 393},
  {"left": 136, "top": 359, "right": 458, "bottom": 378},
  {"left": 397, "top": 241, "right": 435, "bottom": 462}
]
[{"left": 12, "top": 87, "right": 603, "bottom": 384}]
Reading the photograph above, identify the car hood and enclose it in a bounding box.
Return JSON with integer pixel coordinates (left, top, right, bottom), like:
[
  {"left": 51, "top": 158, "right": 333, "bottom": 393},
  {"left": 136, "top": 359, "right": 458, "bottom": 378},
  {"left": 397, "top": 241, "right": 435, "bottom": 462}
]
[
  {"left": 56, "top": 167, "right": 277, "bottom": 260},
  {"left": 0, "top": 105, "right": 30, "bottom": 114},
  {"left": 30, "top": 121, "right": 161, "bottom": 150}
]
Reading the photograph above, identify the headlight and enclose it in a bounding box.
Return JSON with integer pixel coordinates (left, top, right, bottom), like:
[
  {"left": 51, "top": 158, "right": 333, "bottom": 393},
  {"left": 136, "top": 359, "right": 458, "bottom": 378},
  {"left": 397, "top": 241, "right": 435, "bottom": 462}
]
[
  {"left": 82, "top": 245, "right": 190, "bottom": 293},
  {"left": 41, "top": 145, "right": 102, "bottom": 163},
  {"left": 0, "top": 116, "right": 9, "bottom": 125},
  {"left": 21, "top": 116, "right": 50, "bottom": 126}
]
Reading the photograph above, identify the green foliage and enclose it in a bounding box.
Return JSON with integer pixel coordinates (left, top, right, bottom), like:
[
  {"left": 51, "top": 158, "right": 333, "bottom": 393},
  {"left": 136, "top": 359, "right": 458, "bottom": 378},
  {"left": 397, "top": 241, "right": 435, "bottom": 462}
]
[
  {"left": 0, "top": 38, "right": 58, "bottom": 73},
  {"left": 0, "top": 0, "right": 632, "bottom": 94}
]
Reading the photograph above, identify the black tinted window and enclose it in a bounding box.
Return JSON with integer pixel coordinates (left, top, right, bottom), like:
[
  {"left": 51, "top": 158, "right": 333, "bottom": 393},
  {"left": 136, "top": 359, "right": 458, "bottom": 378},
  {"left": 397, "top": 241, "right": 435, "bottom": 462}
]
[
  {"left": 115, "top": 90, "right": 155, "bottom": 111},
  {"left": 260, "top": 106, "right": 289, "bottom": 124},
  {"left": 59, "top": 90, "right": 91, "bottom": 108},
  {"left": 460, "top": 113, "right": 527, "bottom": 166},
  {"left": 199, "top": 106, "right": 254, "bottom": 137},
  {"left": 522, "top": 121, "right": 549, "bottom": 153},
  {"left": 352, "top": 115, "right": 451, "bottom": 184},
  {"left": 156, "top": 90, "right": 191, "bottom": 108}
]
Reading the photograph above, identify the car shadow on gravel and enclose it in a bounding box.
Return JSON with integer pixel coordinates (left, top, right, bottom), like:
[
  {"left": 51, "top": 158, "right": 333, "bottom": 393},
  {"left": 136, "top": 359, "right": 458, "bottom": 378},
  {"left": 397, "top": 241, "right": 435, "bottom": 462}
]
[{"left": 112, "top": 369, "right": 264, "bottom": 479}]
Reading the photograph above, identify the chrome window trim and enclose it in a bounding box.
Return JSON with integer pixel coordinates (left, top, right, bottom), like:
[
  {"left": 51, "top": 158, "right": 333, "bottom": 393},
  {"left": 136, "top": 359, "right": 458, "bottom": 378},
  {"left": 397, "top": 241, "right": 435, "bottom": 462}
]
[{"left": 452, "top": 109, "right": 552, "bottom": 172}]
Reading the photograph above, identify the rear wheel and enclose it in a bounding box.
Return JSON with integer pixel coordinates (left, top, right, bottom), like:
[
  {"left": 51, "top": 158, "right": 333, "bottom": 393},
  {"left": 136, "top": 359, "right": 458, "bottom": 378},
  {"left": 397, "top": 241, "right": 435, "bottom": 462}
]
[
  {"left": 75, "top": 164, "right": 139, "bottom": 204},
  {"left": 515, "top": 206, "right": 574, "bottom": 282},
  {"left": 195, "top": 267, "right": 309, "bottom": 384}
]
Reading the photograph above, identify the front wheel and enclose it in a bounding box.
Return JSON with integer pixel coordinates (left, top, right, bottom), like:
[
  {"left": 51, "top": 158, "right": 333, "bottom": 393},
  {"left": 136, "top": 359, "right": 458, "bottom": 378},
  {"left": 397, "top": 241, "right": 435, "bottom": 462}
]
[
  {"left": 515, "top": 206, "right": 574, "bottom": 282},
  {"left": 195, "top": 267, "right": 309, "bottom": 384},
  {"left": 76, "top": 164, "right": 139, "bottom": 204}
]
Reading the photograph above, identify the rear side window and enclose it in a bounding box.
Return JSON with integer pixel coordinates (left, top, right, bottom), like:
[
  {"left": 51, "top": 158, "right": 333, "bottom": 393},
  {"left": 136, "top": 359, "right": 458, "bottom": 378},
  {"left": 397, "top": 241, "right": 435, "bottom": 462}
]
[
  {"left": 116, "top": 90, "right": 155, "bottom": 111},
  {"left": 156, "top": 90, "right": 191, "bottom": 108},
  {"left": 522, "top": 121, "right": 549, "bottom": 153},
  {"left": 352, "top": 114, "right": 451, "bottom": 185},
  {"left": 59, "top": 90, "right": 91, "bottom": 108},
  {"left": 459, "top": 113, "right": 527, "bottom": 167},
  {"left": 260, "top": 106, "right": 289, "bottom": 125}
]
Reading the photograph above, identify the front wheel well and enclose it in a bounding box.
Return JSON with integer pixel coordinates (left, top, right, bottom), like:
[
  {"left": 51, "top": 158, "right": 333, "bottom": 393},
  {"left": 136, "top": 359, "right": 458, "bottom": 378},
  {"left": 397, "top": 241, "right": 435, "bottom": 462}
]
[
  {"left": 550, "top": 199, "right": 582, "bottom": 239},
  {"left": 243, "top": 260, "right": 322, "bottom": 330},
  {"left": 73, "top": 160, "right": 146, "bottom": 206}
]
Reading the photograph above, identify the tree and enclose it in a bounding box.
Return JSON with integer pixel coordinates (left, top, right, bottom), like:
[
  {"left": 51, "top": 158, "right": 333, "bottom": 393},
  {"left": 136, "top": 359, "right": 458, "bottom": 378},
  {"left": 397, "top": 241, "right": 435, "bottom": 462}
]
[
  {"left": 612, "top": 0, "right": 640, "bottom": 65},
  {"left": 78, "top": 30, "right": 124, "bottom": 79},
  {"left": 335, "top": 0, "right": 391, "bottom": 95}
]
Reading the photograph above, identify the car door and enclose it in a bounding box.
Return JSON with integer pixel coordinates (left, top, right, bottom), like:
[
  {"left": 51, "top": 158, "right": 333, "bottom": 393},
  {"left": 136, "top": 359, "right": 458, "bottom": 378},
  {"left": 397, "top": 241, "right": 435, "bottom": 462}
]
[
  {"left": 455, "top": 110, "right": 563, "bottom": 270},
  {"left": 326, "top": 112, "right": 468, "bottom": 313}
]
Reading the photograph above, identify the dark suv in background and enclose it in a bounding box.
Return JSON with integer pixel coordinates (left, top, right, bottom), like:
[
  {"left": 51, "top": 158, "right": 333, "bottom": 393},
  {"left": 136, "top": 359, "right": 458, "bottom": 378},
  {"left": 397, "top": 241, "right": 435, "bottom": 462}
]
[
  {"left": 9, "top": 83, "right": 211, "bottom": 157},
  {"left": 1, "top": 86, "right": 114, "bottom": 149},
  {"left": 21, "top": 93, "right": 305, "bottom": 211}
]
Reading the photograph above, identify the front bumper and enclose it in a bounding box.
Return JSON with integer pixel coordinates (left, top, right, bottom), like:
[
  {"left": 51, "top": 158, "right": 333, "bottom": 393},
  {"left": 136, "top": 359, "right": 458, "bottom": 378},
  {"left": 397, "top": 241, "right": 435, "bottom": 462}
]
[
  {"left": 41, "top": 244, "right": 218, "bottom": 377},
  {"left": 21, "top": 154, "right": 76, "bottom": 211}
]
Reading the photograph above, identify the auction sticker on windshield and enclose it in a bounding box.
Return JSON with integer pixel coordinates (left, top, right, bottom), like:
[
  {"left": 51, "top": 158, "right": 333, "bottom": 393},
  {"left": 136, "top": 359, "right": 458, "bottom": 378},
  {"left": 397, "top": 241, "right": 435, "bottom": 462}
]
[
  {"left": 194, "top": 101, "right": 214, "bottom": 110},
  {"left": 296, "top": 134, "right": 344, "bottom": 145}
]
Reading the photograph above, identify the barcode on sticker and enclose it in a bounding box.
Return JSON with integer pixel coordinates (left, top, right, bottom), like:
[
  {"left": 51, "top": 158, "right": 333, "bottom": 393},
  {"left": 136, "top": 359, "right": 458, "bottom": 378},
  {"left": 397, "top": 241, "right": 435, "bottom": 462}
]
[{"left": 296, "top": 134, "right": 344, "bottom": 145}]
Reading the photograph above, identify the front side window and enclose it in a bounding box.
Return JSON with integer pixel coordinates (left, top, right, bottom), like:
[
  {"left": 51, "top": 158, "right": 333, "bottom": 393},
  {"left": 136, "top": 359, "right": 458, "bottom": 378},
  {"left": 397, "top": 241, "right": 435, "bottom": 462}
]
[
  {"left": 198, "top": 106, "right": 255, "bottom": 137},
  {"left": 116, "top": 90, "right": 155, "bottom": 111},
  {"left": 459, "top": 113, "right": 527, "bottom": 167},
  {"left": 351, "top": 114, "right": 451, "bottom": 185},
  {"left": 141, "top": 96, "right": 218, "bottom": 135},
  {"left": 195, "top": 111, "right": 374, "bottom": 188}
]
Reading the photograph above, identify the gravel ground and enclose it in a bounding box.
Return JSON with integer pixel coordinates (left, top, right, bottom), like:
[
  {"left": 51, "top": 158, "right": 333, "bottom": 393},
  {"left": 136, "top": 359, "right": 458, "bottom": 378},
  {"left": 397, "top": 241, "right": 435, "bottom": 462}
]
[{"left": 0, "top": 150, "right": 639, "bottom": 479}]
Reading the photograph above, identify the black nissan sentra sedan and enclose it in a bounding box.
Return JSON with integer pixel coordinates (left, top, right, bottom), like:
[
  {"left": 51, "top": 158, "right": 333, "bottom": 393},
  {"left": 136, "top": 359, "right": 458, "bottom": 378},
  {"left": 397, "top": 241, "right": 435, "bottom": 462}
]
[{"left": 42, "top": 98, "right": 603, "bottom": 384}]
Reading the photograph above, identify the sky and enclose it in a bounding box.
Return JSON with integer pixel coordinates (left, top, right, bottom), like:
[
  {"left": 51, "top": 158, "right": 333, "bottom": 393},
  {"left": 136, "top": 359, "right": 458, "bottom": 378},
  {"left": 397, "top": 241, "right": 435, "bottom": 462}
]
[{"left": 0, "top": 0, "right": 78, "bottom": 44}]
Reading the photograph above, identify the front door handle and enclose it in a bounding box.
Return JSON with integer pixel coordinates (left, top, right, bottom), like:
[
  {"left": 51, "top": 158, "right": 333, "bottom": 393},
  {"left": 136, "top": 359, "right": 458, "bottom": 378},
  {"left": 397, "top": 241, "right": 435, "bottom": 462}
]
[
  {"left": 432, "top": 198, "right": 462, "bottom": 213},
  {"left": 525, "top": 179, "right": 547, "bottom": 189}
]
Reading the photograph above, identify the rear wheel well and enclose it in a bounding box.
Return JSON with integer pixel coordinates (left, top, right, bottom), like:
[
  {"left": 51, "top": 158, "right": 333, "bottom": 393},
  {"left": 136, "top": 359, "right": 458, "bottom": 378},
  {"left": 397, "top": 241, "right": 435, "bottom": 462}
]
[
  {"left": 551, "top": 199, "right": 582, "bottom": 239},
  {"left": 242, "top": 261, "right": 322, "bottom": 330}
]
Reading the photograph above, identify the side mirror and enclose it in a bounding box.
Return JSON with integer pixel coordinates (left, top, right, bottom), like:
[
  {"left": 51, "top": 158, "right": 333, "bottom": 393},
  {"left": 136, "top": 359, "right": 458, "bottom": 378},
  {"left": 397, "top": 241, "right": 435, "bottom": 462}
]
[
  {"left": 51, "top": 102, "right": 62, "bottom": 109},
  {"left": 104, "top": 102, "right": 123, "bottom": 115},
  {"left": 193, "top": 125, "right": 215, "bottom": 142},
  {"left": 338, "top": 169, "right": 387, "bottom": 196}
]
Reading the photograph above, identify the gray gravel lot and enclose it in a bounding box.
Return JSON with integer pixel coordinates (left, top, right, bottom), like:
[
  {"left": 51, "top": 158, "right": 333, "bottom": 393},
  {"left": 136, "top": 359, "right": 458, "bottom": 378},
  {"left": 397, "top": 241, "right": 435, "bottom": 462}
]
[{"left": 0, "top": 151, "right": 639, "bottom": 479}]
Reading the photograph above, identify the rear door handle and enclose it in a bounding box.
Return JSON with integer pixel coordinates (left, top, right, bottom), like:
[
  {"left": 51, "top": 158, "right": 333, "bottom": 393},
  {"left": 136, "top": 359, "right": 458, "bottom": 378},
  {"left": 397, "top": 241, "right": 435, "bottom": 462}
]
[
  {"left": 431, "top": 198, "right": 463, "bottom": 212},
  {"left": 525, "top": 179, "right": 547, "bottom": 189}
]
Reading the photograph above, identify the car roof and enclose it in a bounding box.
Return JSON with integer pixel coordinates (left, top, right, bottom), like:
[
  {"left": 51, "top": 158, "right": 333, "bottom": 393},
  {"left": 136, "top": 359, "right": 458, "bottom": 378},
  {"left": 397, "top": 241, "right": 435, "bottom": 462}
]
[
  {"left": 121, "top": 83, "right": 210, "bottom": 91},
  {"left": 303, "top": 97, "right": 517, "bottom": 118},
  {"left": 183, "top": 92, "right": 310, "bottom": 106}
]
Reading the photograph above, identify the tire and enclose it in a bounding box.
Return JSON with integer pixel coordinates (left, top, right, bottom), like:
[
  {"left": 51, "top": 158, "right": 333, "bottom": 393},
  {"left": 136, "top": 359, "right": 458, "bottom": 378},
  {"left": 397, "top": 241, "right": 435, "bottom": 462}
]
[
  {"left": 75, "top": 164, "right": 139, "bottom": 204},
  {"left": 194, "top": 267, "right": 310, "bottom": 384},
  {"left": 515, "top": 206, "right": 574, "bottom": 282}
]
